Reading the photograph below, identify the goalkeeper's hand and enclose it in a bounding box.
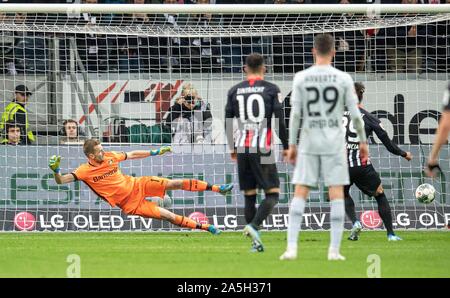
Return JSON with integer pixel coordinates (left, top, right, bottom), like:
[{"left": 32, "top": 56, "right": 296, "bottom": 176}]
[
  {"left": 150, "top": 146, "right": 172, "bottom": 156},
  {"left": 49, "top": 155, "right": 61, "bottom": 174}
]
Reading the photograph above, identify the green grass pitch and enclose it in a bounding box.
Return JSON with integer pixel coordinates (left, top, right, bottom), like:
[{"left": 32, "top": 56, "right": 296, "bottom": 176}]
[{"left": 0, "top": 231, "right": 448, "bottom": 278}]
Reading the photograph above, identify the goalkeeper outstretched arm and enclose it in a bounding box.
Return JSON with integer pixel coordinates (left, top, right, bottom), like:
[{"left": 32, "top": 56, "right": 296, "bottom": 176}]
[
  {"left": 126, "top": 146, "right": 172, "bottom": 160},
  {"left": 49, "top": 155, "right": 75, "bottom": 185}
]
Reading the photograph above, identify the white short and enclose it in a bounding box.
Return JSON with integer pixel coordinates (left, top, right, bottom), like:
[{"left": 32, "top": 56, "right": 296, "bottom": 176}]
[{"left": 292, "top": 152, "right": 350, "bottom": 187}]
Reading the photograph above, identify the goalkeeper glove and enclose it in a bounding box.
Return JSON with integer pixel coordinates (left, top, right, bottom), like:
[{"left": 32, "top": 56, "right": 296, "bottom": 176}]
[
  {"left": 49, "top": 155, "right": 61, "bottom": 174},
  {"left": 150, "top": 146, "right": 172, "bottom": 156}
]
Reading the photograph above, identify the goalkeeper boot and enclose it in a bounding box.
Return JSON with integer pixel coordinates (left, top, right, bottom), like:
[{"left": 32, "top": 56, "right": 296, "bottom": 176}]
[
  {"left": 348, "top": 221, "right": 362, "bottom": 241},
  {"left": 243, "top": 224, "right": 264, "bottom": 252},
  {"left": 218, "top": 183, "right": 233, "bottom": 196},
  {"left": 207, "top": 225, "right": 222, "bottom": 235},
  {"left": 387, "top": 234, "right": 402, "bottom": 241},
  {"left": 328, "top": 248, "right": 346, "bottom": 261}
]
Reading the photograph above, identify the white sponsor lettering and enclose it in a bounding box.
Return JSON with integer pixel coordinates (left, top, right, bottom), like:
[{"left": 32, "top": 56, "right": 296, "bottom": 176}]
[
  {"left": 312, "top": 214, "right": 326, "bottom": 227},
  {"left": 73, "top": 215, "right": 88, "bottom": 229},
  {"left": 396, "top": 213, "right": 410, "bottom": 227},
  {"left": 272, "top": 214, "right": 283, "bottom": 228},
  {"left": 419, "top": 213, "right": 434, "bottom": 227},
  {"left": 434, "top": 213, "right": 445, "bottom": 227},
  {"left": 39, "top": 214, "right": 64, "bottom": 229},
  {"left": 224, "top": 215, "right": 237, "bottom": 228},
  {"left": 111, "top": 215, "right": 124, "bottom": 229}
]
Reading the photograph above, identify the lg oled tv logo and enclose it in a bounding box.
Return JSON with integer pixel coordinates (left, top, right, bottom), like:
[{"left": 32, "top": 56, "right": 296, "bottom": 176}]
[
  {"left": 360, "top": 211, "right": 383, "bottom": 229},
  {"left": 14, "top": 212, "right": 36, "bottom": 231}
]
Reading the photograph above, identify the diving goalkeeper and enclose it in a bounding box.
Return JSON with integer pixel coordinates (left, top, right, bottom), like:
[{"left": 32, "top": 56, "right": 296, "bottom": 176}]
[{"left": 48, "top": 139, "right": 233, "bottom": 234}]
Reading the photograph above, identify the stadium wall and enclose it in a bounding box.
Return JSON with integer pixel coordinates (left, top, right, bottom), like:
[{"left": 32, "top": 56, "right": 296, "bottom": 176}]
[{"left": 59, "top": 76, "right": 448, "bottom": 145}]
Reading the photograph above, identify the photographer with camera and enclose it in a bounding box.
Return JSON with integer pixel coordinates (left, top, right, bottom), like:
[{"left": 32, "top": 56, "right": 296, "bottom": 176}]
[{"left": 163, "top": 83, "right": 213, "bottom": 144}]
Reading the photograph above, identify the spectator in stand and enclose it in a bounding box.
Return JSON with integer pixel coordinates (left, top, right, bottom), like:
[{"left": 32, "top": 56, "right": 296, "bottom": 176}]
[
  {"left": 0, "top": 85, "right": 35, "bottom": 145},
  {"left": 272, "top": 0, "right": 312, "bottom": 73},
  {"left": 184, "top": 0, "right": 222, "bottom": 72},
  {"left": 163, "top": 83, "right": 213, "bottom": 143},
  {"left": 116, "top": 0, "right": 154, "bottom": 72},
  {"left": 1, "top": 121, "right": 23, "bottom": 145},
  {"left": 59, "top": 119, "right": 85, "bottom": 144},
  {"left": 384, "top": 0, "right": 428, "bottom": 73},
  {"left": 334, "top": 0, "right": 366, "bottom": 72},
  {"left": 75, "top": 0, "right": 110, "bottom": 72}
]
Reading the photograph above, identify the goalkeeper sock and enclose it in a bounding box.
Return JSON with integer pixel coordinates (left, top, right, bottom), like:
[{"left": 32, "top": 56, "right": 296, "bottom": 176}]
[
  {"left": 172, "top": 215, "right": 208, "bottom": 231},
  {"left": 345, "top": 194, "right": 358, "bottom": 224},
  {"left": 287, "top": 197, "right": 306, "bottom": 251},
  {"left": 375, "top": 193, "right": 395, "bottom": 235},
  {"left": 182, "top": 179, "right": 211, "bottom": 192},
  {"left": 251, "top": 193, "right": 279, "bottom": 228},
  {"left": 330, "top": 199, "right": 345, "bottom": 251}
]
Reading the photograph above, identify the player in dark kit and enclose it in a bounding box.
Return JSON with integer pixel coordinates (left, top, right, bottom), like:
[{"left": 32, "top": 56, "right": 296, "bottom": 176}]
[
  {"left": 343, "top": 82, "right": 412, "bottom": 241},
  {"left": 225, "top": 53, "right": 289, "bottom": 252}
]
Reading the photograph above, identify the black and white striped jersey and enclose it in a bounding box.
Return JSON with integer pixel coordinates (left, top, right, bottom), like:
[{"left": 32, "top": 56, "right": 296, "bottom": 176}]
[
  {"left": 225, "top": 78, "right": 288, "bottom": 155},
  {"left": 343, "top": 107, "right": 406, "bottom": 168}
]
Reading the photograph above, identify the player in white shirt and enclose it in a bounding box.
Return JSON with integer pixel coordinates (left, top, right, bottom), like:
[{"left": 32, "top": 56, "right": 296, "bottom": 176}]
[{"left": 280, "top": 34, "right": 368, "bottom": 261}]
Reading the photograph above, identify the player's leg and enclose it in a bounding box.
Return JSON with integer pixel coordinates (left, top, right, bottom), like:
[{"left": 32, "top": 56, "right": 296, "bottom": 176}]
[
  {"left": 244, "top": 189, "right": 257, "bottom": 225},
  {"left": 355, "top": 165, "right": 400, "bottom": 241},
  {"left": 328, "top": 186, "right": 346, "bottom": 260},
  {"left": 374, "top": 184, "right": 401, "bottom": 241},
  {"left": 279, "top": 184, "right": 309, "bottom": 260},
  {"left": 245, "top": 159, "right": 280, "bottom": 252},
  {"left": 165, "top": 179, "right": 233, "bottom": 195},
  {"left": 323, "top": 153, "right": 349, "bottom": 261},
  {"left": 159, "top": 208, "right": 221, "bottom": 235},
  {"left": 237, "top": 154, "right": 266, "bottom": 252},
  {"left": 236, "top": 154, "right": 258, "bottom": 225},
  {"left": 345, "top": 185, "right": 362, "bottom": 241},
  {"left": 280, "top": 153, "right": 318, "bottom": 261},
  {"left": 132, "top": 199, "right": 220, "bottom": 235},
  {"left": 244, "top": 188, "right": 280, "bottom": 253},
  {"left": 345, "top": 167, "right": 362, "bottom": 241},
  {"left": 344, "top": 185, "right": 358, "bottom": 224}
]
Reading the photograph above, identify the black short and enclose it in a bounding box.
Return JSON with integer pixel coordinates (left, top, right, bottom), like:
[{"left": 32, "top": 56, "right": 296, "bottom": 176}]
[
  {"left": 237, "top": 153, "right": 280, "bottom": 191},
  {"left": 344, "top": 164, "right": 381, "bottom": 197}
]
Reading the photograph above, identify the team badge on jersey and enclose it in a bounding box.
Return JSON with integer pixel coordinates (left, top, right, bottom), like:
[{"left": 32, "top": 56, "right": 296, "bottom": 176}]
[{"left": 108, "top": 159, "right": 113, "bottom": 166}]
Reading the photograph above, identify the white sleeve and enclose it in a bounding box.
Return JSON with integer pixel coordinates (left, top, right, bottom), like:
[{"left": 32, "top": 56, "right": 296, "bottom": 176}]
[
  {"left": 344, "top": 75, "right": 367, "bottom": 143},
  {"left": 289, "top": 74, "right": 302, "bottom": 145}
]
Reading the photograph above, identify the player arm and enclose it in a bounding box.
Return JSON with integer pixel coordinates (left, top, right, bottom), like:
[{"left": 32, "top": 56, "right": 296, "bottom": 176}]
[
  {"left": 429, "top": 110, "right": 450, "bottom": 163},
  {"left": 54, "top": 173, "right": 75, "bottom": 185},
  {"left": 126, "top": 147, "right": 172, "bottom": 160},
  {"left": 48, "top": 155, "right": 74, "bottom": 184},
  {"left": 274, "top": 108, "right": 289, "bottom": 150},
  {"left": 288, "top": 76, "right": 302, "bottom": 146},
  {"left": 372, "top": 121, "right": 406, "bottom": 157},
  {"left": 224, "top": 91, "right": 236, "bottom": 151}
]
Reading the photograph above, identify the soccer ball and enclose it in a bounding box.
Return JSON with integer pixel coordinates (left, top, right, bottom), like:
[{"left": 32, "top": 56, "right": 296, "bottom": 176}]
[{"left": 415, "top": 183, "right": 436, "bottom": 204}]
